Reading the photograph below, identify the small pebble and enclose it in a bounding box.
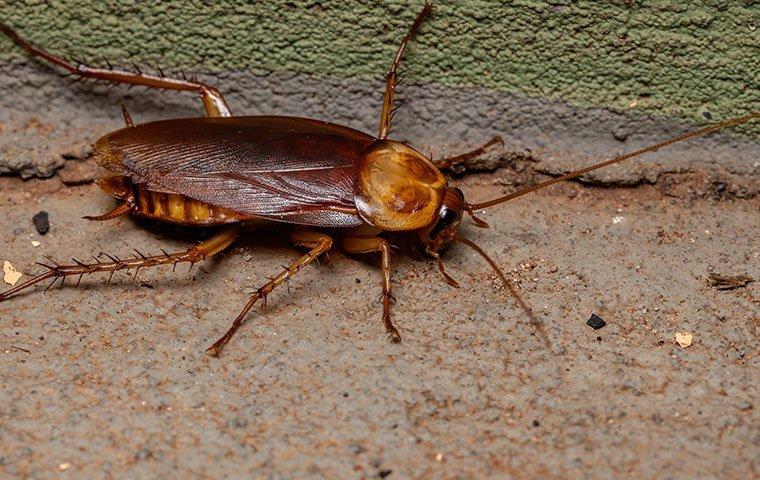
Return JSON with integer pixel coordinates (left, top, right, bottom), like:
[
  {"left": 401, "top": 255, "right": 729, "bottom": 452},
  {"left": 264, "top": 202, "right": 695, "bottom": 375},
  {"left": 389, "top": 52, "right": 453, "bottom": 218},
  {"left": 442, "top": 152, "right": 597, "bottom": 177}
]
[
  {"left": 31, "top": 240, "right": 40, "bottom": 247},
  {"left": 586, "top": 313, "right": 606, "bottom": 330},
  {"left": 32, "top": 211, "right": 50, "bottom": 235},
  {"left": 675, "top": 332, "right": 693, "bottom": 348}
]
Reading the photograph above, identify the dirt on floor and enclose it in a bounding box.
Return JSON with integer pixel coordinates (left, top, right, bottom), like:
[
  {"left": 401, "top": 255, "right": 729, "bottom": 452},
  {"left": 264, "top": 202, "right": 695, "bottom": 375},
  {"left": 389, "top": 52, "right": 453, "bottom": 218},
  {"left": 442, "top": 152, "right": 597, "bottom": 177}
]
[{"left": 1, "top": 156, "right": 758, "bottom": 477}]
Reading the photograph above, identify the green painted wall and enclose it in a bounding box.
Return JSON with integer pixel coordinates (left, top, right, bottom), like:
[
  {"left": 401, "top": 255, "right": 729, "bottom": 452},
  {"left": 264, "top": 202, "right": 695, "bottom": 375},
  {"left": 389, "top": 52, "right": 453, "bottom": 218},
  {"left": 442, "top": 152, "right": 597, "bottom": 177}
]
[{"left": 1, "top": 1, "right": 758, "bottom": 132}]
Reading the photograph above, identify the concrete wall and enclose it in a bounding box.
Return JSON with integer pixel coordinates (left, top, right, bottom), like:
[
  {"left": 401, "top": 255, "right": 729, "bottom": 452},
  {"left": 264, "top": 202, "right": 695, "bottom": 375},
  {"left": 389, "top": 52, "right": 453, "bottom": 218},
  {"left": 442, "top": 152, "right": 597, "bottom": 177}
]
[{"left": 1, "top": 1, "right": 758, "bottom": 182}]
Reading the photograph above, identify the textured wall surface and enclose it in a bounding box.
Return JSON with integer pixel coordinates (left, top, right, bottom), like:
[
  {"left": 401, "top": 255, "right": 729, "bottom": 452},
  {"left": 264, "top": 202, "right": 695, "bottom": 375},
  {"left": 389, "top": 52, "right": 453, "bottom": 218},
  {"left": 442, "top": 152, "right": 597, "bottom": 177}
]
[
  {"left": 0, "top": 1, "right": 758, "bottom": 186},
  {"left": 1, "top": 0, "right": 758, "bottom": 126}
]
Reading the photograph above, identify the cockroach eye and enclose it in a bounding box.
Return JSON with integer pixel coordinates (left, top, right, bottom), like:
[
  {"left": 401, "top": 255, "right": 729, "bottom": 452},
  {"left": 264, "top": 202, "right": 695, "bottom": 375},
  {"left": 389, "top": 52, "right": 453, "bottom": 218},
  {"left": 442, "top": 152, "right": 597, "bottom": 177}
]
[
  {"left": 429, "top": 208, "right": 458, "bottom": 239},
  {"left": 439, "top": 208, "right": 458, "bottom": 224}
]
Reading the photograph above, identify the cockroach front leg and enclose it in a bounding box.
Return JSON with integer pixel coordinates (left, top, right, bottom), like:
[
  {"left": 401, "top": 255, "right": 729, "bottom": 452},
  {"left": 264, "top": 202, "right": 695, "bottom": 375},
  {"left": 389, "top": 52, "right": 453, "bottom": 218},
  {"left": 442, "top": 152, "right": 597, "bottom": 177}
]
[
  {"left": 0, "top": 23, "right": 231, "bottom": 117},
  {"left": 0, "top": 227, "right": 238, "bottom": 302},
  {"left": 342, "top": 236, "right": 400, "bottom": 342},
  {"left": 433, "top": 136, "right": 503, "bottom": 170},
  {"left": 378, "top": 3, "right": 432, "bottom": 139},
  {"left": 206, "top": 230, "right": 333, "bottom": 357}
]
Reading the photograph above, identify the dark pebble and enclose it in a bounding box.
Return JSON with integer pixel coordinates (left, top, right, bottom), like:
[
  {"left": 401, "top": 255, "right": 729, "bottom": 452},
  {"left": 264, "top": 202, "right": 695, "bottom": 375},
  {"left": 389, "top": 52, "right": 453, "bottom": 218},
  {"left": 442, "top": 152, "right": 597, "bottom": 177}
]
[
  {"left": 32, "top": 211, "right": 50, "bottom": 235},
  {"left": 586, "top": 313, "right": 606, "bottom": 330},
  {"left": 378, "top": 470, "right": 393, "bottom": 478},
  {"left": 532, "top": 420, "right": 540, "bottom": 427}
]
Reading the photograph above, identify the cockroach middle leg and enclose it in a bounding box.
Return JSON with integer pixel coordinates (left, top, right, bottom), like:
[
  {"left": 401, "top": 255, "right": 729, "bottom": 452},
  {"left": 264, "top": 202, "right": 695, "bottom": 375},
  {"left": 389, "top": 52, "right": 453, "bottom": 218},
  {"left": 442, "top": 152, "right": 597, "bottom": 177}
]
[
  {"left": 206, "top": 230, "right": 333, "bottom": 357},
  {"left": 434, "top": 135, "right": 504, "bottom": 170},
  {"left": 0, "top": 22, "right": 231, "bottom": 117},
  {"left": 0, "top": 227, "right": 238, "bottom": 302},
  {"left": 378, "top": 3, "right": 432, "bottom": 139},
  {"left": 342, "top": 236, "right": 400, "bottom": 342}
]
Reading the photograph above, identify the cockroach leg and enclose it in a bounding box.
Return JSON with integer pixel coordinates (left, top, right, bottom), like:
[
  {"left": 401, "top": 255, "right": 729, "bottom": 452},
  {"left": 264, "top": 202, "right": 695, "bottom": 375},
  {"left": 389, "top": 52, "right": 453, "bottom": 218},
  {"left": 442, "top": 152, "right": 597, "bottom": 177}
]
[
  {"left": 464, "top": 205, "right": 491, "bottom": 229},
  {"left": 0, "top": 22, "right": 231, "bottom": 117},
  {"left": 82, "top": 202, "right": 134, "bottom": 221},
  {"left": 120, "top": 101, "right": 135, "bottom": 127},
  {"left": 342, "top": 236, "right": 400, "bottom": 342},
  {"left": 206, "top": 230, "right": 333, "bottom": 357},
  {"left": 429, "top": 252, "right": 460, "bottom": 288},
  {"left": 434, "top": 135, "right": 504, "bottom": 170},
  {"left": 378, "top": 3, "right": 432, "bottom": 139},
  {"left": 0, "top": 227, "right": 238, "bottom": 303}
]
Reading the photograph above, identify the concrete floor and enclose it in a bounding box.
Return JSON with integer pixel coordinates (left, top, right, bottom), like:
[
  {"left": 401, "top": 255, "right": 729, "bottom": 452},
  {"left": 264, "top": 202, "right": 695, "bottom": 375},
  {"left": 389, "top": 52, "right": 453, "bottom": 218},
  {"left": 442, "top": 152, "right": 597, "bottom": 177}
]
[{"left": 1, "top": 162, "right": 758, "bottom": 477}]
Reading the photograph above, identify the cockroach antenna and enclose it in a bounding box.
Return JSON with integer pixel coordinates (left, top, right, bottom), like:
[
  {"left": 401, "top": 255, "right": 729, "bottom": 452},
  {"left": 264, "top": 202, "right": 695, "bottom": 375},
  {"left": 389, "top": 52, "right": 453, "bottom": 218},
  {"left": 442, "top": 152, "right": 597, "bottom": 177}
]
[{"left": 466, "top": 111, "right": 760, "bottom": 211}]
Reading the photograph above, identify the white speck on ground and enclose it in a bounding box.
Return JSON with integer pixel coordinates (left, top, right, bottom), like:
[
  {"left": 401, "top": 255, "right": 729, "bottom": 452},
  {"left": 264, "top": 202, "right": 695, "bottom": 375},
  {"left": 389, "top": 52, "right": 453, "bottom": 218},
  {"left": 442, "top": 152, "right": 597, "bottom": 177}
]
[
  {"left": 3, "top": 260, "right": 22, "bottom": 286},
  {"left": 675, "top": 332, "right": 694, "bottom": 348}
]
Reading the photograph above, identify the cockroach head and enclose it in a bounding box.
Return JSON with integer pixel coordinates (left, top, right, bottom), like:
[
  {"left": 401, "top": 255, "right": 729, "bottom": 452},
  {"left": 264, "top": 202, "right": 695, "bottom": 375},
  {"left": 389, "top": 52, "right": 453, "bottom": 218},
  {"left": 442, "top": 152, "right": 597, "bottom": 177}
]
[{"left": 419, "top": 186, "right": 466, "bottom": 255}]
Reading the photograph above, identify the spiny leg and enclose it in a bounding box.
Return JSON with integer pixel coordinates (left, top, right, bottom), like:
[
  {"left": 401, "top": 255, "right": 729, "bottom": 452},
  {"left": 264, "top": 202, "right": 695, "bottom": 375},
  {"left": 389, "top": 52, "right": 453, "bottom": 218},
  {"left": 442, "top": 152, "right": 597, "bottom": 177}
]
[
  {"left": 342, "top": 235, "right": 399, "bottom": 342},
  {"left": 120, "top": 101, "right": 135, "bottom": 127},
  {"left": 206, "top": 230, "right": 333, "bottom": 357},
  {"left": 0, "top": 22, "right": 231, "bottom": 117},
  {"left": 0, "top": 227, "right": 238, "bottom": 302},
  {"left": 377, "top": 3, "right": 432, "bottom": 139},
  {"left": 434, "top": 136, "right": 503, "bottom": 170}
]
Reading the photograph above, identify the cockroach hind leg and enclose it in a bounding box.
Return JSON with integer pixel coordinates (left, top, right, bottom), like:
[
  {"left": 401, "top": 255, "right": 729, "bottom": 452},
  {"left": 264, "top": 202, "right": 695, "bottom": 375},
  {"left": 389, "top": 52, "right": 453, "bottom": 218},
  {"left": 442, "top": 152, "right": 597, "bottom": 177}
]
[
  {"left": 0, "top": 22, "right": 232, "bottom": 117},
  {"left": 0, "top": 227, "right": 238, "bottom": 304},
  {"left": 82, "top": 202, "right": 133, "bottom": 221}
]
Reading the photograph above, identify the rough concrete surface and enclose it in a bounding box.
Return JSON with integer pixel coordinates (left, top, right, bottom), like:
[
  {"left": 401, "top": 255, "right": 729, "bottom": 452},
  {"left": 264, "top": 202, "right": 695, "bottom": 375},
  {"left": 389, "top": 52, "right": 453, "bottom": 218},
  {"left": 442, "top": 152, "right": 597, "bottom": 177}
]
[{"left": 1, "top": 172, "right": 759, "bottom": 478}]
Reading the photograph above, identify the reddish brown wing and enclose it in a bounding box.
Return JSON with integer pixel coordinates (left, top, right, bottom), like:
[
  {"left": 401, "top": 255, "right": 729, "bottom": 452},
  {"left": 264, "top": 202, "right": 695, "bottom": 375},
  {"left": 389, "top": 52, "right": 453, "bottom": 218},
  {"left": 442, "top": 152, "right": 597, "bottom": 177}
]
[{"left": 96, "top": 116, "right": 377, "bottom": 227}]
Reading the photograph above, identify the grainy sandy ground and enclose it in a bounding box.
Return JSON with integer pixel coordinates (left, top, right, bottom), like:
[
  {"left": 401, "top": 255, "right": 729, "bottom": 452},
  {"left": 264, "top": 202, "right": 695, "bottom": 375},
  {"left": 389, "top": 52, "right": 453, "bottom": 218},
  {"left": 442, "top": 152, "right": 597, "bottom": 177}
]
[{"left": 1, "top": 160, "right": 758, "bottom": 477}]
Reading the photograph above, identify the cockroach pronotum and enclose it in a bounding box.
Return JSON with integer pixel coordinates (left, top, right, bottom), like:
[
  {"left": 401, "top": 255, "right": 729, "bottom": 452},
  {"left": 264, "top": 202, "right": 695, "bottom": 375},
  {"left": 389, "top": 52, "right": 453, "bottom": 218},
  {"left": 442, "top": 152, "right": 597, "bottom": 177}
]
[{"left": 1, "top": 5, "right": 758, "bottom": 357}]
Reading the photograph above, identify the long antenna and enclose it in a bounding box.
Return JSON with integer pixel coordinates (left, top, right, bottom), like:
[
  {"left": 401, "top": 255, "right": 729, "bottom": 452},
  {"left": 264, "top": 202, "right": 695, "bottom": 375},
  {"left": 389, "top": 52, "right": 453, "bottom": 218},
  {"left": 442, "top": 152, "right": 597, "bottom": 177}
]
[{"left": 468, "top": 111, "right": 760, "bottom": 210}]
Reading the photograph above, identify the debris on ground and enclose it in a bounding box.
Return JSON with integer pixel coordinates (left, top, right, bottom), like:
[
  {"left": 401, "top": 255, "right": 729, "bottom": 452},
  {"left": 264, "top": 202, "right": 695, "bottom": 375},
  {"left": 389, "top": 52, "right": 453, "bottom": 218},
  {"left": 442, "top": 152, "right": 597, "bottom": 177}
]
[
  {"left": 31, "top": 240, "right": 40, "bottom": 247},
  {"left": 586, "top": 313, "right": 606, "bottom": 330},
  {"left": 707, "top": 272, "right": 754, "bottom": 290},
  {"left": 3, "top": 260, "right": 22, "bottom": 286},
  {"left": 32, "top": 211, "right": 50, "bottom": 235},
  {"left": 675, "top": 332, "right": 693, "bottom": 348}
]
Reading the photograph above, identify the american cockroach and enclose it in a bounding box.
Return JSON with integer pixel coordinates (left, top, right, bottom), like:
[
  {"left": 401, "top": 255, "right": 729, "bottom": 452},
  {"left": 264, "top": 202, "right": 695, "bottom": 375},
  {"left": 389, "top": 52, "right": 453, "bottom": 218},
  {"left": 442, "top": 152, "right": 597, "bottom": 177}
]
[{"left": 1, "top": 5, "right": 758, "bottom": 357}]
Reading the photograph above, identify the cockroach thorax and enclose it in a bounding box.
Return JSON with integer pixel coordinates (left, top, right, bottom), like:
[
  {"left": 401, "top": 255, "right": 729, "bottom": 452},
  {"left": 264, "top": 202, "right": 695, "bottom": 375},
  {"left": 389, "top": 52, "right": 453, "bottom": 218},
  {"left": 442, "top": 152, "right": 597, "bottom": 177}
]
[{"left": 354, "top": 140, "right": 447, "bottom": 232}]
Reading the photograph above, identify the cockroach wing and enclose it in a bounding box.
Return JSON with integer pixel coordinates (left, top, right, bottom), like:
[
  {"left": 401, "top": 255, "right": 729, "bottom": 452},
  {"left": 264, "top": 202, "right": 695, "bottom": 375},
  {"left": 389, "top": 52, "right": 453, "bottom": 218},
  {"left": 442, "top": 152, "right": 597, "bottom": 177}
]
[{"left": 94, "top": 116, "right": 377, "bottom": 227}]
